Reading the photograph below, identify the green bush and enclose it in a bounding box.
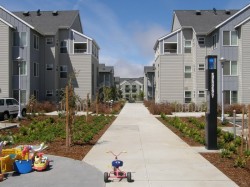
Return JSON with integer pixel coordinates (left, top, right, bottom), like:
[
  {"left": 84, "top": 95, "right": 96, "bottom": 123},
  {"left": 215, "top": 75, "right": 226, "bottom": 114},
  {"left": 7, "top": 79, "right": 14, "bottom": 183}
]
[
  {"left": 221, "top": 149, "right": 233, "bottom": 158},
  {"left": 234, "top": 156, "right": 247, "bottom": 168}
]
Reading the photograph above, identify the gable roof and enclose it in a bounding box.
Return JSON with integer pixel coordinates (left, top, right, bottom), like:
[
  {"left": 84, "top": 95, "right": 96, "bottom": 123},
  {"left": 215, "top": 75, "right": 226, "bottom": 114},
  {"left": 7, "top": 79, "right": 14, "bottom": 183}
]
[
  {"left": 13, "top": 10, "right": 79, "bottom": 35},
  {"left": 174, "top": 9, "right": 238, "bottom": 35}
]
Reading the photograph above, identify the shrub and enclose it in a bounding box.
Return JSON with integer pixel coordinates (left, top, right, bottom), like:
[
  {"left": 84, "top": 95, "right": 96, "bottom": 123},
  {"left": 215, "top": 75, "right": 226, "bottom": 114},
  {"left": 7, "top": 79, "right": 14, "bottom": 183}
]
[
  {"left": 221, "top": 149, "right": 233, "bottom": 158},
  {"left": 234, "top": 156, "right": 247, "bottom": 168},
  {"left": 143, "top": 100, "right": 174, "bottom": 115}
]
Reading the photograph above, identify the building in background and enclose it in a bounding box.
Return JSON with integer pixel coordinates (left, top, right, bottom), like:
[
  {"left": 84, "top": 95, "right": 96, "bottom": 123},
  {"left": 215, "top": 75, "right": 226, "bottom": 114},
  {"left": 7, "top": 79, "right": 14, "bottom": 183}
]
[
  {"left": 144, "top": 66, "right": 155, "bottom": 100},
  {"left": 0, "top": 6, "right": 99, "bottom": 104},
  {"left": 119, "top": 77, "right": 144, "bottom": 101},
  {"left": 98, "top": 63, "right": 114, "bottom": 88},
  {"left": 154, "top": 3, "right": 250, "bottom": 105}
]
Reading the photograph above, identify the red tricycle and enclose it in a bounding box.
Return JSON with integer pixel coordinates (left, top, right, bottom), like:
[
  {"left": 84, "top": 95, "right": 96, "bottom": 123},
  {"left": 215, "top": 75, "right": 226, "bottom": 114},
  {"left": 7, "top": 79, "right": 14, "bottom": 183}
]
[{"left": 104, "top": 151, "right": 132, "bottom": 183}]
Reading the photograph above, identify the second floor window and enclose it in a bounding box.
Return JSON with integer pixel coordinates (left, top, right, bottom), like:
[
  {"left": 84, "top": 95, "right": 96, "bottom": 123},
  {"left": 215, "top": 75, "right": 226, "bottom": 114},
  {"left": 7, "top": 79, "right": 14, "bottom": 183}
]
[
  {"left": 33, "top": 34, "right": 39, "bottom": 50},
  {"left": 184, "top": 40, "right": 191, "bottom": 53},
  {"left": 60, "top": 41, "right": 67, "bottom": 53},
  {"left": 184, "top": 66, "right": 191, "bottom": 78},
  {"left": 212, "top": 34, "right": 217, "bottom": 49},
  {"left": 224, "top": 61, "right": 237, "bottom": 75},
  {"left": 46, "top": 38, "right": 53, "bottom": 45},
  {"left": 223, "top": 31, "right": 238, "bottom": 46},
  {"left": 34, "top": 62, "right": 39, "bottom": 77},
  {"left": 13, "top": 32, "right": 27, "bottom": 47},
  {"left": 60, "top": 65, "right": 67, "bottom": 78},
  {"left": 13, "top": 61, "right": 26, "bottom": 75}
]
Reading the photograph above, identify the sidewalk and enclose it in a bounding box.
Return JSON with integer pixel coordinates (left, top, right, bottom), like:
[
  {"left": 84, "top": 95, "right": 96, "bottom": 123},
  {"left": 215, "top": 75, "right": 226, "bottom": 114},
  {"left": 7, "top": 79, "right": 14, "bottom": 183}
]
[{"left": 83, "top": 103, "right": 238, "bottom": 187}]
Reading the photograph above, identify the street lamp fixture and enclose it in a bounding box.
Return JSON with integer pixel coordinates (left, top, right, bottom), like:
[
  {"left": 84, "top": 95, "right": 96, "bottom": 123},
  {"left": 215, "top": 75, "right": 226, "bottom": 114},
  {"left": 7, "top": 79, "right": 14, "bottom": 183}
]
[
  {"left": 16, "top": 56, "right": 23, "bottom": 119},
  {"left": 220, "top": 57, "right": 227, "bottom": 122}
]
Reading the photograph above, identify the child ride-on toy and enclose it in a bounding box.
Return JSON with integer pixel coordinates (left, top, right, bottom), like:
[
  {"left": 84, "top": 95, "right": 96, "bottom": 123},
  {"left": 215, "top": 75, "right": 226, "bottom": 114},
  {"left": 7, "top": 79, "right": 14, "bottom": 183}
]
[{"left": 104, "top": 151, "right": 132, "bottom": 183}]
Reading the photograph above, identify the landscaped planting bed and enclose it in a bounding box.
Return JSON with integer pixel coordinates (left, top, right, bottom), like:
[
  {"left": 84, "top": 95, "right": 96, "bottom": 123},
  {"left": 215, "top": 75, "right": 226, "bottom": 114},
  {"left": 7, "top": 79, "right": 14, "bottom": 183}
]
[{"left": 158, "top": 114, "right": 250, "bottom": 187}]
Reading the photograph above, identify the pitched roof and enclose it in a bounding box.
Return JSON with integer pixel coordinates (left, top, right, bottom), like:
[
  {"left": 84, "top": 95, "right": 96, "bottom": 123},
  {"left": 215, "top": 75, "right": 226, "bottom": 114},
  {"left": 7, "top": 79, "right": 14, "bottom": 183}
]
[
  {"left": 120, "top": 77, "right": 144, "bottom": 85},
  {"left": 13, "top": 10, "right": 79, "bottom": 35},
  {"left": 175, "top": 10, "right": 238, "bottom": 34}
]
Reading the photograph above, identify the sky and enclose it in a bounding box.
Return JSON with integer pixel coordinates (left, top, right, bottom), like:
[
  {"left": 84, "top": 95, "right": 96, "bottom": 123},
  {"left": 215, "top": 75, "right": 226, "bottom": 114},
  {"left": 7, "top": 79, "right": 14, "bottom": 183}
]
[{"left": 1, "top": 0, "right": 250, "bottom": 78}]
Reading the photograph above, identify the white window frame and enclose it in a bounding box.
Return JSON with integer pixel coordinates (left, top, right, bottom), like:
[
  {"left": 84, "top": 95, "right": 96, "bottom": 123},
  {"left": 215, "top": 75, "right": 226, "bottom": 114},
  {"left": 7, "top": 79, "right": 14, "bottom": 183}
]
[
  {"left": 198, "top": 64, "right": 205, "bottom": 71},
  {"left": 60, "top": 65, "right": 68, "bottom": 78},
  {"left": 212, "top": 34, "right": 217, "bottom": 49},
  {"left": 13, "top": 32, "right": 27, "bottom": 47},
  {"left": 33, "top": 34, "right": 39, "bottom": 50},
  {"left": 223, "top": 61, "right": 238, "bottom": 76},
  {"left": 198, "top": 90, "right": 205, "bottom": 98},
  {"left": 60, "top": 41, "right": 68, "bottom": 53},
  {"left": 46, "top": 64, "right": 53, "bottom": 70},
  {"left": 184, "top": 40, "right": 192, "bottom": 53},
  {"left": 164, "top": 42, "right": 178, "bottom": 54},
  {"left": 184, "top": 66, "right": 192, "bottom": 78},
  {"left": 74, "top": 42, "right": 87, "bottom": 53},
  {"left": 225, "top": 90, "right": 238, "bottom": 104},
  {"left": 13, "top": 60, "right": 27, "bottom": 76},
  {"left": 46, "top": 90, "right": 53, "bottom": 97},
  {"left": 13, "top": 89, "right": 26, "bottom": 104},
  {"left": 198, "top": 37, "right": 205, "bottom": 45},
  {"left": 46, "top": 37, "right": 53, "bottom": 45},
  {"left": 223, "top": 31, "right": 238, "bottom": 46},
  {"left": 33, "top": 62, "right": 39, "bottom": 77},
  {"left": 184, "top": 91, "right": 192, "bottom": 103}
]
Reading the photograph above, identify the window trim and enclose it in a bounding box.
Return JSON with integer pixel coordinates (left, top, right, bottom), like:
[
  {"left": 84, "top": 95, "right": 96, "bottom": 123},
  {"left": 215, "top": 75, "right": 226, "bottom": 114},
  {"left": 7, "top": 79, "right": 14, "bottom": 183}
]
[
  {"left": 198, "top": 90, "right": 205, "bottom": 98},
  {"left": 46, "top": 37, "right": 53, "bottom": 45},
  {"left": 13, "top": 60, "right": 27, "bottom": 76},
  {"left": 198, "top": 37, "right": 205, "bottom": 45},
  {"left": 184, "top": 65, "right": 192, "bottom": 78},
  {"left": 163, "top": 42, "right": 178, "bottom": 54},
  {"left": 184, "top": 91, "right": 192, "bottom": 103},
  {"left": 223, "top": 61, "right": 238, "bottom": 76},
  {"left": 212, "top": 33, "right": 217, "bottom": 49},
  {"left": 60, "top": 65, "right": 68, "bottom": 78},
  {"left": 46, "top": 90, "right": 53, "bottom": 97},
  {"left": 33, "top": 62, "right": 39, "bottom": 77},
  {"left": 222, "top": 31, "right": 238, "bottom": 46},
  {"left": 60, "top": 40, "right": 68, "bottom": 53},
  {"left": 33, "top": 34, "right": 39, "bottom": 50},
  {"left": 198, "top": 64, "right": 205, "bottom": 71},
  {"left": 13, "top": 31, "right": 27, "bottom": 47},
  {"left": 184, "top": 40, "right": 192, "bottom": 53}
]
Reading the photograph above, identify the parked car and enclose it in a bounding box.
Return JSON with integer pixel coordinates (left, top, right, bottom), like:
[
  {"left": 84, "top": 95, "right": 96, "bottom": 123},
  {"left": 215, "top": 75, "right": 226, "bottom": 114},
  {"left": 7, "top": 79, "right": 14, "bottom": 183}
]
[{"left": 0, "top": 98, "right": 26, "bottom": 120}]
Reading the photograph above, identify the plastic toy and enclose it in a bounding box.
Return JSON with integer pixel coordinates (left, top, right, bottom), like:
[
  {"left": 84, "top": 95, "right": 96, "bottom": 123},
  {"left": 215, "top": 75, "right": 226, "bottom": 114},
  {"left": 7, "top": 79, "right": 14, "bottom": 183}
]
[
  {"left": 104, "top": 151, "right": 132, "bottom": 183},
  {"left": 13, "top": 160, "right": 33, "bottom": 174},
  {"left": 33, "top": 152, "right": 49, "bottom": 171}
]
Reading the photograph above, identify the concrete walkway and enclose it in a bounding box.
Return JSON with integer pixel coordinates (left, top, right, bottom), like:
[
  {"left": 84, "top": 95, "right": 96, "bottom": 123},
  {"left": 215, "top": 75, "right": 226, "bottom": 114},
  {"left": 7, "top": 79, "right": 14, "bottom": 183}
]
[{"left": 83, "top": 103, "right": 238, "bottom": 187}]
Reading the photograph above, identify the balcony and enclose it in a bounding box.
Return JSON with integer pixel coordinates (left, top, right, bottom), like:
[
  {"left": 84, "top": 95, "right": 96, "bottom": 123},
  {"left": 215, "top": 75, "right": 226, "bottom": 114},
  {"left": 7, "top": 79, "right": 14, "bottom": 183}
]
[
  {"left": 74, "top": 43, "right": 87, "bottom": 54},
  {"left": 164, "top": 43, "right": 177, "bottom": 54}
]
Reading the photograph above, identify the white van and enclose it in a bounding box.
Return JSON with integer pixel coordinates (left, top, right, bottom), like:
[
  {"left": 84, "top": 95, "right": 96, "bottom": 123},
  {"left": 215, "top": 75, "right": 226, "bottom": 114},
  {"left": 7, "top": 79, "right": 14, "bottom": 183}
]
[{"left": 0, "top": 98, "right": 26, "bottom": 120}]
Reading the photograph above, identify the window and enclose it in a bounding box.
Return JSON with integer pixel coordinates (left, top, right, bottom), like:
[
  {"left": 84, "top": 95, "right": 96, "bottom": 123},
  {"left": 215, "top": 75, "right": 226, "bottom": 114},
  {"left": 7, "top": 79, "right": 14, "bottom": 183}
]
[
  {"left": 184, "top": 91, "right": 192, "bottom": 103},
  {"left": 212, "top": 34, "right": 217, "bottom": 49},
  {"left": 13, "top": 90, "right": 26, "bottom": 104},
  {"left": 223, "top": 31, "right": 238, "bottom": 46},
  {"left": 13, "top": 61, "right": 26, "bottom": 75},
  {"left": 198, "top": 37, "right": 205, "bottom": 45},
  {"left": 184, "top": 40, "right": 191, "bottom": 53},
  {"left": 185, "top": 66, "right": 191, "bottom": 78},
  {"left": 60, "top": 65, "right": 67, "bottom": 78},
  {"left": 223, "top": 61, "right": 237, "bottom": 75},
  {"left": 34, "top": 62, "right": 39, "bottom": 77},
  {"left": 46, "top": 37, "right": 53, "bottom": 45},
  {"left": 46, "top": 90, "right": 53, "bottom": 97},
  {"left": 198, "top": 64, "right": 205, "bottom": 71},
  {"left": 33, "top": 34, "right": 39, "bottom": 50},
  {"left": 198, "top": 91, "right": 205, "bottom": 98},
  {"left": 33, "top": 90, "right": 39, "bottom": 99},
  {"left": 164, "top": 43, "right": 177, "bottom": 54},
  {"left": 13, "top": 32, "right": 27, "bottom": 47},
  {"left": 225, "top": 90, "right": 237, "bottom": 104},
  {"left": 60, "top": 41, "right": 67, "bottom": 53},
  {"left": 74, "top": 43, "right": 87, "bottom": 53},
  {"left": 46, "top": 64, "right": 53, "bottom": 70}
]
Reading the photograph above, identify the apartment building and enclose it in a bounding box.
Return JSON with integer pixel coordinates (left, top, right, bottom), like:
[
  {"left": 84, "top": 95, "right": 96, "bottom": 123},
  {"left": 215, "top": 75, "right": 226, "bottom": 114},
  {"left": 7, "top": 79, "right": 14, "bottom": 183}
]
[
  {"left": 154, "top": 3, "right": 250, "bottom": 105},
  {"left": 120, "top": 78, "right": 143, "bottom": 101},
  {"left": 98, "top": 63, "right": 114, "bottom": 88},
  {"left": 144, "top": 66, "right": 155, "bottom": 100},
  {"left": 0, "top": 6, "right": 99, "bottom": 104}
]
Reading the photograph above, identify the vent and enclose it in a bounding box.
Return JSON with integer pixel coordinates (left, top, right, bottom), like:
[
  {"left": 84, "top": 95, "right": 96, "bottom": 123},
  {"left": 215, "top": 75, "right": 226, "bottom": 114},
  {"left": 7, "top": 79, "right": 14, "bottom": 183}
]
[
  {"left": 213, "top": 8, "right": 217, "bottom": 15},
  {"left": 225, "top": 10, "right": 231, "bottom": 15},
  {"left": 23, "top": 11, "right": 30, "bottom": 16},
  {"left": 52, "top": 11, "right": 58, "bottom": 16},
  {"left": 196, "top": 10, "right": 201, "bottom": 15},
  {"left": 37, "top": 9, "right": 41, "bottom": 16}
]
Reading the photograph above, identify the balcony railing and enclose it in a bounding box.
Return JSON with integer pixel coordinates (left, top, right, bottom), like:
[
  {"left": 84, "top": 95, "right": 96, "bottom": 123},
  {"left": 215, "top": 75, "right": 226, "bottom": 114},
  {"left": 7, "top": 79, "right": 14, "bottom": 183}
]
[
  {"left": 164, "top": 49, "right": 177, "bottom": 54},
  {"left": 74, "top": 49, "right": 87, "bottom": 53}
]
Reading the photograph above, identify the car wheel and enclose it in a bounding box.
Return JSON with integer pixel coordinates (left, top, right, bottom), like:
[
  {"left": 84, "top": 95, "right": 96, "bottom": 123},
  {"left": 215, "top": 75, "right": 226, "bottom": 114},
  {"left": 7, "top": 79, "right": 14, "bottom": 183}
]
[
  {"left": 22, "top": 109, "right": 27, "bottom": 117},
  {"left": 3, "top": 112, "right": 9, "bottom": 120}
]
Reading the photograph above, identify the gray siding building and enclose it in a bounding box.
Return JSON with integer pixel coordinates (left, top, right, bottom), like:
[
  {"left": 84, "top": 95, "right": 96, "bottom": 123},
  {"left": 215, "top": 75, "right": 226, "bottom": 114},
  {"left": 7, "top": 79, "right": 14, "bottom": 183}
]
[
  {"left": 144, "top": 66, "right": 155, "bottom": 100},
  {"left": 0, "top": 6, "right": 99, "bottom": 104},
  {"left": 154, "top": 4, "right": 250, "bottom": 105},
  {"left": 120, "top": 78, "right": 144, "bottom": 101},
  {"left": 98, "top": 63, "right": 114, "bottom": 88}
]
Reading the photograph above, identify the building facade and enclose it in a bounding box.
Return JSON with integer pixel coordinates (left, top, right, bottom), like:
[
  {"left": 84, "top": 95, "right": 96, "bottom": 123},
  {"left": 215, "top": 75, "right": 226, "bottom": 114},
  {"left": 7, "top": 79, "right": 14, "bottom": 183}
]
[
  {"left": 154, "top": 4, "right": 250, "bottom": 105},
  {"left": 120, "top": 78, "right": 144, "bottom": 101},
  {"left": 144, "top": 66, "right": 155, "bottom": 100},
  {"left": 0, "top": 6, "right": 99, "bottom": 104},
  {"left": 98, "top": 63, "right": 114, "bottom": 88}
]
